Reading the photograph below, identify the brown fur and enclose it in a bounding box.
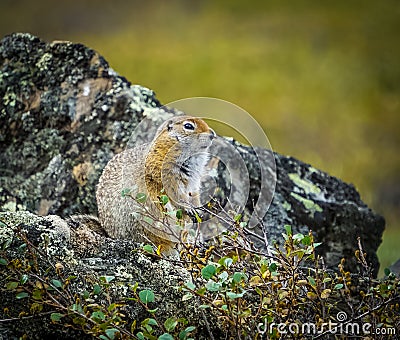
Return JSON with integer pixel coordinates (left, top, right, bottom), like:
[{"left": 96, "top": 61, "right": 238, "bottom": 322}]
[{"left": 96, "top": 116, "right": 215, "bottom": 252}]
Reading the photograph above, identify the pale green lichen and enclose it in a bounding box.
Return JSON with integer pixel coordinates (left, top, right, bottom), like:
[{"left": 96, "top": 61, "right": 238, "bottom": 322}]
[
  {"left": 0, "top": 211, "right": 38, "bottom": 226},
  {"left": 290, "top": 192, "right": 323, "bottom": 217},
  {"left": 307, "top": 166, "right": 319, "bottom": 174},
  {"left": 129, "top": 85, "right": 160, "bottom": 113},
  {"left": 288, "top": 173, "right": 321, "bottom": 195},
  {"left": 282, "top": 201, "right": 291, "bottom": 211},
  {"left": 4, "top": 91, "right": 17, "bottom": 107},
  {"left": 0, "top": 218, "right": 14, "bottom": 245},
  {"left": 0, "top": 211, "right": 77, "bottom": 266},
  {"left": 0, "top": 71, "right": 6, "bottom": 87},
  {"left": 115, "top": 265, "right": 134, "bottom": 281},
  {"left": 36, "top": 52, "right": 53, "bottom": 71},
  {"left": 1, "top": 201, "right": 17, "bottom": 212}
]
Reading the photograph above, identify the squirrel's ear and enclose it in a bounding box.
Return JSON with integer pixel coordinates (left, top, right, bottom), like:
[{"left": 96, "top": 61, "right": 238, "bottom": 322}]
[{"left": 167, "top": 121, "right": 173, "bottom": 131}]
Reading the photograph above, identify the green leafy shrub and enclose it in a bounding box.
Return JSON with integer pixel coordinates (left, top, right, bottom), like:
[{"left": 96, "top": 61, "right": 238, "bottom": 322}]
[
  {"left": 177, "top": 214, "right": 399, "bottom": 339},
  {"left": 0, "top": 209, "right": 399, "bottom": 339}
]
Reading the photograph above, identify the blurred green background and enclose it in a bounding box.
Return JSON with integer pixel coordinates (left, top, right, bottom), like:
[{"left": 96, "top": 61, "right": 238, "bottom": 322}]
[{"left": 1, "top": 0, "right": 399, "bottom": 276}]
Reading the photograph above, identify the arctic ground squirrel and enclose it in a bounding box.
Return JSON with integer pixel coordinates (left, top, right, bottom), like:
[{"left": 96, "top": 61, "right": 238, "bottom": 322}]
[{"left": 96, "top": 115, "right": 216, "bottom": 252}]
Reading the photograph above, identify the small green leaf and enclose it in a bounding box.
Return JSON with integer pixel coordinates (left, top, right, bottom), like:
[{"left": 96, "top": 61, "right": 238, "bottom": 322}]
[
  {"left": 100, "top": 275, "right": 115, "bottom": 284},
  {"left": 159, "top": 195, "right": 169, "bottom": 205},
  {"left": 136, "top": 332, "right": 145, "bottom": 340},
  {"left": 105, "top": 328, "right": 119, "bottom": 340},
  {"left": 239, "top": 221, "right": 247, "bottom": 228},
  {"left": 308, "top": 276, "right": 316, "bottom": 286},
  {"left": 16, "top": 292, "right": 29, "bottom": 299},
  {"left": 159, "top": 334, "right": 174, "bottom": 340},
  {"left": 233, "top": 272, "right": 247, "bottom": 283},
  {"left": 218, "top": 257, "right": 233, "bottom": 268},
  {"left": 0, "top": 258, "right": 7, "bottom": 265},
  {"left": 384, "top": 268, "right": 391, "bottom": 277},
  {"left": 30, "top": 302, "right": 43, "bottom": 313},
  {"left": 71, "top": 303, "right": 84, "bottom": 314},
  {"left": 179, "top": 326, "right": 196, "bottom": 340},
  {"left": 143, "top": 216, "right": 154, "bottom": 225},
  {"left": 130, "top": 282, "right": 139, "bottom": 292},
  {"left": 18, "top": 243, "right": 27, "bottom": 252},
  {"left": 145, "top": 318, "right": 158, "bottom": 326},
  {"left": 194, "top": 211, "right": 202, "bottom": 223},
  {"left": 293, "top": 233, "right": 305, "bottom": 242},
  {"left": 269, "top": 263, "right": 278, "bottom": 272},
  {"left": 284, "top": 225, "right": 292, "bottom": 235},
  {"left": 184, "top": 281, "right": 196, "bottom": 290},
  {"left": 313, "top": 242, "right": 322, "bottom": 248},
  {"left": 334, "top": 283, "right": 344, "bottom": 290},
  {"left": 121, "top": 188, "right": 131, "bottom": 197},
  {"left": 234, "top": 213, "right": 242, "bottom": 222},
  {"left": 226, "top": 291, "right": 246, "bottom": 299},
  {"left": 51, "top": 279, "right": 63, "bottom": 288},
  {"left": 218, "top": 271, "right": 229, "bottom": 282},
  {"left": 164, "top": 317, "right": 178, "bottom": 332},
  {"left": 108, "top": 303, "right": 118, "bottom": 312},
  {"left": 301, "top": 235, "right": 311, "bottom": 245},
  {"left": 6, "top": 281, "right": 19, "bottom": 290},
  {"left": 199, "top": 304, "right": 210, "bottom": 309},
  {"left": 182, "top": 293, "right": 193, "bottom": 301},
  {"left": 139, "top": 289, "right": 155, "bottom": 304},
  {"left": 91, "top": 311, "right": 105, "bottom": 321},
  {"left": 143, "top": 244, "right": 154, "bottom": 254},
  {"left": 175, "top": 209, "right": 183, "bottom": 219},
  {"left": 184, "top": 326, "right": 195, "bottom": 333},
  {"left": 147, "top": 308, "right": 158, "bottom": 314},
  {"left": 196, "top": 287, "right": 207, "bottom": 296},
  {"left": 93, "top": 284, "right": 102, "bottom": 295},
  {"left": 205, "top": 280, "right": 221, "bottom": 292},
  {"left": 136, "top": 193, "right": 147, "bottom": 203},
  {"left": 50, "top": 312, "right": 64, "bottom": 322},
  {"left": 2, "top": 238, "right": 12, "bottom": 249},
  {"left": 32, "top": 288, "right": 43, "bottom": 300},
  {"left": 255, "top": 287, "right": 263, "bottom": 296},
  {"left": 201, "top": 265, "right": 217, "bottom": 280}
]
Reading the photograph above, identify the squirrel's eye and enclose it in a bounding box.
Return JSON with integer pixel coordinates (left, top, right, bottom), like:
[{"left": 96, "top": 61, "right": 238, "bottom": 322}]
[{"left": 183, "top": 122, "right": 195, "bottom": 131}]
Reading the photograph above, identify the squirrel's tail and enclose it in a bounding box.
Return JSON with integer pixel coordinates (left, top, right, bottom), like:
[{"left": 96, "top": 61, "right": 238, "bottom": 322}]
[{"left": 67, "top": 214, "right": 108, "bottom": 237}]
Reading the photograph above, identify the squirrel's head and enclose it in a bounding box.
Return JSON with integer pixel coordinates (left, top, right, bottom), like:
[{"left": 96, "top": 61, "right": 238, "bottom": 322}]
[
  {"left": 147, "top": 116, "right": 215, "bottom": 208},
  {"left": 156, "top": 116, "right": 216, "bottom": 151}
]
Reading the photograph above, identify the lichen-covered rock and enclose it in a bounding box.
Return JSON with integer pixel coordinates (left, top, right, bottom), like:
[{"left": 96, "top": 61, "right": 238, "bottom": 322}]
[
  {"left": 0, "top": 31, "right": 384, "bottom": 280},
  {"left": 0, "top": 32, "right": 162, "bottom": 217},
  {"left": 266, "top": 155, "right": 384, "bottom": 275},
  {"left": 0, "top": 211, "right": 220, "bottom": 339}
]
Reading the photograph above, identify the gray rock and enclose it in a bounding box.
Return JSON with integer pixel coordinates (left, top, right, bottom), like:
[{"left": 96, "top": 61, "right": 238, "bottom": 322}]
[
  {"left": 389, "top": 258, "right": 400, "bottom": 276},
  {"left": 0, "top": 211, "right": 220, "bottom": 339}
]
